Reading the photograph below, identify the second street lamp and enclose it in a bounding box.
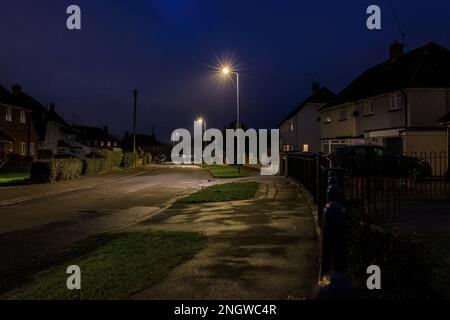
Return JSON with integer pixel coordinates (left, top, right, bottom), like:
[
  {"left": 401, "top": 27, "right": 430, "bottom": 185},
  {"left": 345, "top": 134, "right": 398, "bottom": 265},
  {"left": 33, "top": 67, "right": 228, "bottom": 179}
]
[{"left": 221, "top": 66, "right": 241, "bottom": 173}]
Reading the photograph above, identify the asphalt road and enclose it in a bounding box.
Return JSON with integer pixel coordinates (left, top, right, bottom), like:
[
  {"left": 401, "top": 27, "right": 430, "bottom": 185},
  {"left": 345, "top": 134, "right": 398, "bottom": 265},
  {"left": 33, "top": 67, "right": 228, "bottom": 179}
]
[{"left": 0, "top": 166, "right": 213, "bottom": 269}]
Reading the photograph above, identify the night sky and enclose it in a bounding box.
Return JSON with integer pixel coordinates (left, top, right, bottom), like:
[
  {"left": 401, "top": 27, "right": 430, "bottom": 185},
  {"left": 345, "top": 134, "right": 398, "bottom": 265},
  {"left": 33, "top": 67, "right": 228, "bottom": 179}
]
[{"left": 1, "top": 0, "right": 450, "bottom": 141}]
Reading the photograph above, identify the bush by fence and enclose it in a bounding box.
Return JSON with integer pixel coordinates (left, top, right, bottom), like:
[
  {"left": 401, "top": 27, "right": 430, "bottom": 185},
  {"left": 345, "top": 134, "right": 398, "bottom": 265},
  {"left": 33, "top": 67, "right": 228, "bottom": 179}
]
[
  {"left": 82, "top": 158, "right": 111, "bottom": 176},
  {"left": 141, "top": 153, "right": 152, "bottom": 165},
  {"left": 95, "top": 150, "right": 123, "bottom": 168},
  {"left": 122, "top": 152, "right": 137, "bottom": 168},
  {"left": 0, "top": 155, "right": 33, "bottom": 173},
  {"left": 31, "top": 159, "right": 83, "bottom": 182}
]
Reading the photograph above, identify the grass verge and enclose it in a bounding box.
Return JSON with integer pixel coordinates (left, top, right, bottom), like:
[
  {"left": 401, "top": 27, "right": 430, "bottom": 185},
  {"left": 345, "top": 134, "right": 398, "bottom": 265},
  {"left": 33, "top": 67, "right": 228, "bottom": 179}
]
[
  {"left": 201, "top": 164, "right": 257, "bottom": 178},
  {"left": 179, "top": 182, "right": 259, "bottom": 203},
  {"left": 0, "top": 173, "right": 30, "bottom": 185},
  {"left": 2, "top": 231, "right": 206, "bottom": 300}
]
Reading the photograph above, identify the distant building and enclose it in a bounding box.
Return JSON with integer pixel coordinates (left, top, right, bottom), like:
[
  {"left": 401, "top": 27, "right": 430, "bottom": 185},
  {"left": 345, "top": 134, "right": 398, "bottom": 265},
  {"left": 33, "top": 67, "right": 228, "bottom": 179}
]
[
  {"left": 72, "top": 125, "right": 120, "bottom": 150},
  {"left": 0, "top": 84, "right": 38, "bottom": 159},
  {"left": 278, "top": 83, "right": 336, "bottom": 153},
  {"left": 319, "top": 42, "right": 450, "bottom": 155},
  {"left": 11, "top": 85, "right": 74, "bottom": 154},
  {"left": 122, "top": 132, "right": 168, "bottom": 155}
]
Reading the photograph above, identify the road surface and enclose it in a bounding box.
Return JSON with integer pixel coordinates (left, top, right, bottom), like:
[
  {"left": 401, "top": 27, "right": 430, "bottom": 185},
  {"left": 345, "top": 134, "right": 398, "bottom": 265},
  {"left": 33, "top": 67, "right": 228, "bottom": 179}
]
[{"left": 0, "top": 166, "right": 212, "bottom": 268}]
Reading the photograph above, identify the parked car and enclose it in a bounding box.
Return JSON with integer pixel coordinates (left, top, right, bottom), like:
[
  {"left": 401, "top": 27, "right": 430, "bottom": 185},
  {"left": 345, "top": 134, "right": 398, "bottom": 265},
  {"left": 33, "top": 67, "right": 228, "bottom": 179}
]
[
  {"left": 328, "top": 145, "right": 432, "bottom": 178},
  {"left": 155, "top": 154, "right": 167, "bottom": 163}
]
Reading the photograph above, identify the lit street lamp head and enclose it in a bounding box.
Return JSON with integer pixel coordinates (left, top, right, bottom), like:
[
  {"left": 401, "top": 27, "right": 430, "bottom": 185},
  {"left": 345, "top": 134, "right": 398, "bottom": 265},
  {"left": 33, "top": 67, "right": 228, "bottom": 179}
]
[{"left": 222, "top": 67, "right": 230, "bottom": 75}]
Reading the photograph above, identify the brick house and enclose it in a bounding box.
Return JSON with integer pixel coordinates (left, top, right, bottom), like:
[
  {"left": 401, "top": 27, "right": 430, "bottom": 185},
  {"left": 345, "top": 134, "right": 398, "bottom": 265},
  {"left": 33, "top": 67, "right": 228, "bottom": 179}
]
[
  {"left": 0, "top": 84, "right": 38, "bottom": 159},
  {"left": 319, "top": 42, "right": 450, "bottom": 155},
  {"left": 11, "top": 85, "right": 74, "bottom": 155},
  {"left": 278, "top": 83, "right": 336, "bottom": 153}
]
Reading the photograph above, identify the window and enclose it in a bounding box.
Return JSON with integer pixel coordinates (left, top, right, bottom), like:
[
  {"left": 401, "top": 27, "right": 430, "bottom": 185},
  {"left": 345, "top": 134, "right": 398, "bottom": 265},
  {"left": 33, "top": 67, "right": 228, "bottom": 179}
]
[
  {"left": 390, "top": 94, "right": 404, "bottom": 111},
  {"left": 303, "top": 144, "right": 309, "bottom": 152},
  {"left": 282, "top": 145, "right": 292, "bottom": 152},
  {"left": 30, "top": 143, "right": 35, "bottom": 156},
  {"left": 19, "top": 110, "right": 26, "bottom": 124},
  {"left": 107, "top": 141, "right": 111, "bottom": 147},
  {"left": 281, "top": 122, "right": 293, "bottom": 132},
  {"left": 364, "top": 101, "right": 374, "bottom": 115},
  {"left": 20, "top": 142, "right": 26, "bottom": 156},
  {"left": 340, "top": 110, "right": 347, "bottom": 121},
  {"left": 5, "top": 107, "right": 12, "bottom": 122}
]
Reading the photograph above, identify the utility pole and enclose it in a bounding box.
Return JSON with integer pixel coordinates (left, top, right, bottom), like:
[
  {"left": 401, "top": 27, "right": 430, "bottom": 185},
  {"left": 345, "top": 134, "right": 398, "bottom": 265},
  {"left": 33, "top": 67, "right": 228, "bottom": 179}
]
[{"left": 133, "top": 89, "right": 137, "bottom": 157}]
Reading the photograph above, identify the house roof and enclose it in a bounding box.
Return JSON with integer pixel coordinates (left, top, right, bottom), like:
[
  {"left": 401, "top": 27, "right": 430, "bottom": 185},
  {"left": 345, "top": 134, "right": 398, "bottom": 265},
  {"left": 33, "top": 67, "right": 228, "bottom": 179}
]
[
  {"left": 72, "top": 125, "right": 119, "bottom": 143},
  {"left": 122, "top": 134, "right": 165, "bottom": 149},
  {"left": 278, "top": 86, "right": 336, "bottom": 126},
  {"left": 0, "top": 85, "right": 29, "bottom": 109},
  {"left": 12, "top": 89, "right": 70, "bottom": 140},
  {"left": 321, "top": 42, "right": 450, "bottom": 110}
]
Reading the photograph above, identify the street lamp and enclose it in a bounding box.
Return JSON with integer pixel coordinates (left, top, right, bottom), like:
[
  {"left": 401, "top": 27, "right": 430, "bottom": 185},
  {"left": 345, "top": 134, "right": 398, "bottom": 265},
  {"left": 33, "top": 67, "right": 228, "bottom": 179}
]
[
  {"left": 196, "top": 117, "right": 207, "bottom": 160},
  {"left": 220, "top": 65, "right": 241, "bottom": 172}
]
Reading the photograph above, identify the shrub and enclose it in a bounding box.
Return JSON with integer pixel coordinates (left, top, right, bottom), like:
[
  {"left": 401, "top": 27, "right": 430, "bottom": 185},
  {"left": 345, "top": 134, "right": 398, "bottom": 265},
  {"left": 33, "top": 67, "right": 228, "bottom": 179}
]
[
  {"left": 31, "top": 159, "right": 83, "bottom": 182},
  {"left": 95, "top": 150, "right": 123, "bottom": 168},
  {"left": 141, "top": 153, "right": 152, "bottom": 165},
  {"left": 83, "top": 158, "right": 111, "bottom": 176},
  {"left": 0, "top": 155, "right": 33, "bottom": 173},
  {"left": 122, "top": 152, "right": 137, "bottom": 168}
]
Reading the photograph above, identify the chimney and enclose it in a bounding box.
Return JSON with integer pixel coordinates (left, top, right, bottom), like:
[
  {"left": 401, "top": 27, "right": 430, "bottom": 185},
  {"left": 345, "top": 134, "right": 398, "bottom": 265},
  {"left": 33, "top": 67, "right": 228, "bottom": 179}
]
[
  {"left": 152, "top": 125, "right": 156, "bottom": 140},
  {"left": 12, "top": 84, "right": 22, "bottom": 95},
  {"left": 312, "top": 82, "right": 321, "bottom": 94},
  {"left": 104, "top": 126, "right": 108, "bottom": 134},
  {"left": 390, "top": 41, "right": 404, "bottom": 61}
]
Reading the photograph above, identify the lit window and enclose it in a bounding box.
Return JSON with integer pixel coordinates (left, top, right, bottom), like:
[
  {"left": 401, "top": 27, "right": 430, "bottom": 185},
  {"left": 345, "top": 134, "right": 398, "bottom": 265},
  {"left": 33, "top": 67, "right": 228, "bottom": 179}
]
[
  {"left": 107, "top": 141, "right": 111, "bottom": 147},
  {"left": 101, "top": 141, "right": 104, "bottom": 147},
  {"left": 5, "top": 107, "right": 12, "bottom": 122},
  {"left": 20, "top": 142, "right": 26, "bottom": 156},
  {"left": 364, "top": 101, "right": 374, "bottom": 115},
  {"left": 30, "top": 143, "right": 35, "bottom": 155},
  {"left": 20, "top": 110, "right": 26, "bottom": 124},
  {"left": 390, "top": 94, "right": 404, "bottom": 111},
  {"left": 303, "top": 144, "right": 309, "bottom": 152}
]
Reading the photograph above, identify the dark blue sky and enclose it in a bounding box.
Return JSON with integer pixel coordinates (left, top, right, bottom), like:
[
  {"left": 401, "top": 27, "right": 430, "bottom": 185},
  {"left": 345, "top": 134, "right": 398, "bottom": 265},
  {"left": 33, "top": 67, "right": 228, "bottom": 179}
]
[{"left": 1, "top": 0, "right": 450, "bottom": 141}]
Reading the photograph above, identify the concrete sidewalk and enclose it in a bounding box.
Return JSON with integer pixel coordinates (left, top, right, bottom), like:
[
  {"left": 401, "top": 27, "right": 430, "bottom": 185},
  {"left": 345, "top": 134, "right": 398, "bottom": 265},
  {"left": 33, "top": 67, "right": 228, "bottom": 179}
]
[
  {"left": 131, "top": 175, "right": 319, "bottom": 300},
  {"left": 0, "top": 167, "right": 154, "bottom": 206}
]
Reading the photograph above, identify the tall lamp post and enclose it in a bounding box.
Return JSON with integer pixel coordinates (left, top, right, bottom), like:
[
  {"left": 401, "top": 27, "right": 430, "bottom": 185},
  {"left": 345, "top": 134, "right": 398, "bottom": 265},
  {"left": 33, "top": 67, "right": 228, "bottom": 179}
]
[{"left": 221, "top": 66, "right": 241, "bottom": 173}]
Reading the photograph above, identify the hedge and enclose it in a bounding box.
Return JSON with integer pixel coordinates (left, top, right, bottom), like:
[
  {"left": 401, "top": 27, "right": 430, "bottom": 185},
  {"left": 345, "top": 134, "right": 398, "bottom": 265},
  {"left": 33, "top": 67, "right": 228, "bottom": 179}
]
[
  {"left": 31, "top": 159, "right": 83, "bottom": 182},
  {"left": 122, "top": 153, "right": 137, "bottom": 168},
  {"left": 95, "top": 150, "right": 123, "bottom": 168},
  {"left": 83, "top": 158, "right": 111, "bottom": 176},
  {"left": 141, "top": 153, "right": 152, "bottom": 165}
]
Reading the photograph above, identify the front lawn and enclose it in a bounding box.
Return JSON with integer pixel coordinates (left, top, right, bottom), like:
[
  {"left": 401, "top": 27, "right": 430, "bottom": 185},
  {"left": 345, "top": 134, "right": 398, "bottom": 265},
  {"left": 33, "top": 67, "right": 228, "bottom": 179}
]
[
  {"left": 201, "top": 164, "right": 258, "bottom": 178},
  {"left": 0, "top": 173, "right": 30, "bottom": 185},
  {"left": 179, "top": 182, "right": 259, "bottom": 203},
  {"left": 2, "top": 231, "right": 206, "bottom": 300},
  {"left": 422, "top": 235, "right": 450, "bottom": 299}
]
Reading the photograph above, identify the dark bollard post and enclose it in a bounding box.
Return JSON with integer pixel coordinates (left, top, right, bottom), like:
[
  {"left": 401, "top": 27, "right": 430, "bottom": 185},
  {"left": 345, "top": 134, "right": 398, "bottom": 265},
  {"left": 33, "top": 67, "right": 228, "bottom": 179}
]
[{"left": 319, "top": 201, "right": 347, "bottom": 282}]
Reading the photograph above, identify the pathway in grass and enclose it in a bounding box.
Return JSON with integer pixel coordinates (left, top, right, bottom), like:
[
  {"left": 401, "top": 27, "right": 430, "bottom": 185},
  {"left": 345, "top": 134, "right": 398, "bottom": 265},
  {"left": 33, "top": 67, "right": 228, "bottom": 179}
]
[
  {"left": 201, "top": 165, "right": 257, "bottom": 178},
  {"left": 3, "top": 231, "right": 206, "bottom": 300},
  {"left": 178, "top": 182, "right": 259, "bottom": 203}
]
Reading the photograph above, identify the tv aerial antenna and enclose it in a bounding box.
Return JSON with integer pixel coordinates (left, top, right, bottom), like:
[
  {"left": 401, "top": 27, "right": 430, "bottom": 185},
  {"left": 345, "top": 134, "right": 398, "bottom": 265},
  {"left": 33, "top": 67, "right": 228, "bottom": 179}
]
[{"left": 388, "top": 0, "right": 407, "bottom": 47}]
